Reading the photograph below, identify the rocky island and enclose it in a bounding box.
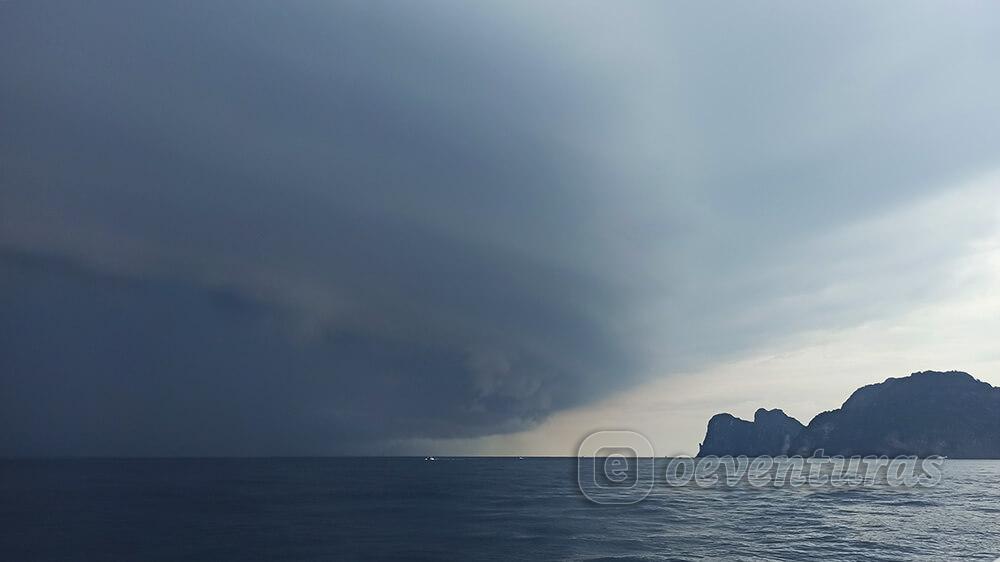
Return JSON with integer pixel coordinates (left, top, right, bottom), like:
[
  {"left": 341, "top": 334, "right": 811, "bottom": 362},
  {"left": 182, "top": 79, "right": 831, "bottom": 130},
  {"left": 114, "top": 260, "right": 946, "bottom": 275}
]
[{"left": 698, "top": 371, "right": 1000, "bottom": 458}]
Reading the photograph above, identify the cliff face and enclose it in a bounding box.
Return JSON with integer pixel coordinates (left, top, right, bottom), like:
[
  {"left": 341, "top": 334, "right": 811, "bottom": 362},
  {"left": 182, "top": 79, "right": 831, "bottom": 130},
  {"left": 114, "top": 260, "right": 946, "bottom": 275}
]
[
  {"left": 791, "top": 371, "right": 1000, "bottom": 458},
  {"left": 698, "top": 371, "right": 1000, "bottom": 458},
  {"left": 698, "top": 408, "right": 805, "bottom": 457}
]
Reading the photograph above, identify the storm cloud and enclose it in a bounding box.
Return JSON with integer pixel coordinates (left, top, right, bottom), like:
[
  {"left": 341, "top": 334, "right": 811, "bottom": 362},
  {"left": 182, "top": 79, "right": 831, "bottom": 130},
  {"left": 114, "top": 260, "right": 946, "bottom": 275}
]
[{"left": 3, "top": 1, "right": 1000, "bottom": 454}]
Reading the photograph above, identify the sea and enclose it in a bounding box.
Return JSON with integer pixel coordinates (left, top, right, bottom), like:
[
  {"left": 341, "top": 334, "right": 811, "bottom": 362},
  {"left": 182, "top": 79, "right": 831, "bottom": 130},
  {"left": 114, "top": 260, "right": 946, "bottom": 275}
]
[{"left": 2, "top": 458, "right": 999, "bottom": 560}]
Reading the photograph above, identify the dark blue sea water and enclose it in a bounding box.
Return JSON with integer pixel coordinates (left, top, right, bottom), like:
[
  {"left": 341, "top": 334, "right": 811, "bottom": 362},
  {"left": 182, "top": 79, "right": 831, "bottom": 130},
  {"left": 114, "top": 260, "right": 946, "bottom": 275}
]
[{"left": 2, "top": 458, "right": 999, "bottom": 560}]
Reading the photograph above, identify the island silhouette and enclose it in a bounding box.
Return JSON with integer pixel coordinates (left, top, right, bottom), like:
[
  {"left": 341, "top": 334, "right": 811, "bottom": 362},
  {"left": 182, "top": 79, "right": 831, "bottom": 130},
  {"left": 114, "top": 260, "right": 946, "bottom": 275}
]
[{"left": 698, "top": 371, "right": 1000, "bottom": 458}]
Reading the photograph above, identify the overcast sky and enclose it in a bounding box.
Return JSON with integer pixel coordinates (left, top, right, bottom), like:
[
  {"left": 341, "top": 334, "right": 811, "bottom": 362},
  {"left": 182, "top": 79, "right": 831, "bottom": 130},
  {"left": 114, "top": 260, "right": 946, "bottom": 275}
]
[{"left": 3, "top": 1, "right": 1000, "bottom": 455}]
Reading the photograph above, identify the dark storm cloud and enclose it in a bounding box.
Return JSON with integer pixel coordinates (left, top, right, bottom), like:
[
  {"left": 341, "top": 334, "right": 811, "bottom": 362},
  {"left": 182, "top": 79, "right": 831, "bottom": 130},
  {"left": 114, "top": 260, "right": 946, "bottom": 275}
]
[
  {"left": 3, "top": 2, "right": 1000, "bottom": 454},
  {"left": 1, "top": 250, "right": 622, "bottom": 455},
  {"left": 0, "top": 1, "right": 638, "bottom": 454}
]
